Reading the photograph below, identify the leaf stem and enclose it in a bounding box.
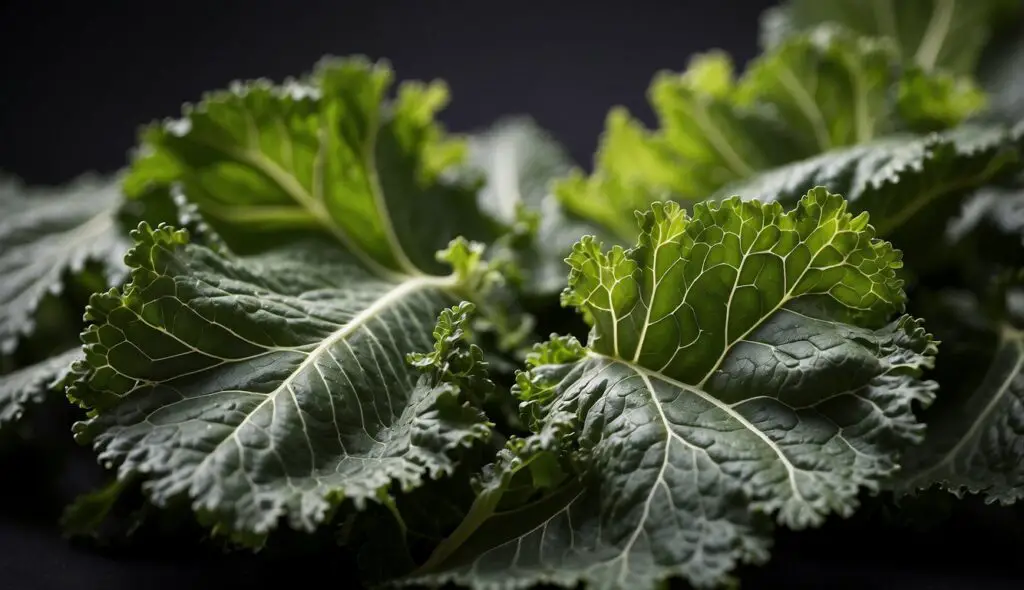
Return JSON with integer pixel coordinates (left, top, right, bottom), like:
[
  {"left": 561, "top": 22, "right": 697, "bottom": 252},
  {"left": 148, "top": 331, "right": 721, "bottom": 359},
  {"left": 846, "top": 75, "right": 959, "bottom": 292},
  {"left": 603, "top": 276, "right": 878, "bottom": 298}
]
[
  {"left": 378, "top": 489, "right": 408, "bottom": 541},
  {"left": 412, "top": 453, "right": 557, "bottom": 575},
  {"left": 915, "top": 0, "right": 956, "bottom": 71}
]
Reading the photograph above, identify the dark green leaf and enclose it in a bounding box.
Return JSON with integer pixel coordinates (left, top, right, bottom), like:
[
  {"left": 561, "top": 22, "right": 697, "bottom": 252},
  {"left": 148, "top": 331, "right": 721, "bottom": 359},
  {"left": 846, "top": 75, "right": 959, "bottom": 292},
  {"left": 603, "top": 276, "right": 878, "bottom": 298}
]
[
  {"left": 897, "top": 289, "right": 1024, "bottom": 504},
  {"left": 408, "top": 189, "right": 937, "bottom": 589},
  {"left": 0, "top": 348, "right": 81, "bottom": 429},
  {"left": 0, "top": 174, "right": 128, "bottom": 354},
  {"left": 715, "top": 123, "right": 1024, "bottom": 268},
  {"left": 69, "top": 223, "right": 495, "bottom": 539}
]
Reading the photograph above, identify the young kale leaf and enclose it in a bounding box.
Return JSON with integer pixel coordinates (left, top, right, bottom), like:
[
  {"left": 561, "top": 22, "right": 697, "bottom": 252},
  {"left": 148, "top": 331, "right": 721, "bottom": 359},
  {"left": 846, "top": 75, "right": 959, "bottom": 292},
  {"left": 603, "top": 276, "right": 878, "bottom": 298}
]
[
  {"left": 407, "top": 188, "right": 937, "bottom": 589},
  {"left": 555, "top": 25, "right": 983, "bottom": 242},
  {"left": 123, "top": 56, "right": 502, "bottom": 274}
]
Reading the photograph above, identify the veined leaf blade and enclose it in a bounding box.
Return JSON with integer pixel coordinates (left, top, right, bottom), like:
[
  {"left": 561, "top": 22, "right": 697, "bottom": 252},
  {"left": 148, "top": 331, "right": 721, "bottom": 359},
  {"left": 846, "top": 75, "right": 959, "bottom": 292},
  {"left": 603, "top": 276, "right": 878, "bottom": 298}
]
[
  {"left": 410, "top": 189, "right": 937, "bottom": 589},
  {"left": 124, "top": 56, "right": 500, "bottom": 277},
  {"left": 0, "top": 174, "right": 128, "bottom": 354},
  {"left": 555, "top": 24, "right": 984, "bottom": 239},
  {"left": 0, "top": 347, "right": 82, "bottom": 429},
  {"left": 896, "top": 290, "right": 1024, "bottom": 503},
  {"left": 70, "top": 223, "right": 492, "bottom": 537}
]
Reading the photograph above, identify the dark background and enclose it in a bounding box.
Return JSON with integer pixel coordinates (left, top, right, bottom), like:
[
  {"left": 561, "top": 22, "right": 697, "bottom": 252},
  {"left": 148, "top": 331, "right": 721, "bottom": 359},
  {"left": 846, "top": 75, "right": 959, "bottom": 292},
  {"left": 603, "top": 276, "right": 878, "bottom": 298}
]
[
  {"left": 2, "top": 1, "right": 1023, "bottom": 588},
  {"left": 0, "top": 0, "right": 774, "bottom": 182}
]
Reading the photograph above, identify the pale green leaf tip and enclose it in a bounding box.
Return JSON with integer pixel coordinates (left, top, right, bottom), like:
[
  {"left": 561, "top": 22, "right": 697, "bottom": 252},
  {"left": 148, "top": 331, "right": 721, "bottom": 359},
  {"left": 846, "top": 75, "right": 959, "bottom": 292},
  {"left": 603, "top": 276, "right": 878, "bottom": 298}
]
[
  {"left": 406, "top": 301, "right": 478, "bottom": 372},
  {"left": 436, "top": 237, "right": 486, "bottom": 280},
  {"left": 561, "top": 187, "right": 908, "bottom": 336}
]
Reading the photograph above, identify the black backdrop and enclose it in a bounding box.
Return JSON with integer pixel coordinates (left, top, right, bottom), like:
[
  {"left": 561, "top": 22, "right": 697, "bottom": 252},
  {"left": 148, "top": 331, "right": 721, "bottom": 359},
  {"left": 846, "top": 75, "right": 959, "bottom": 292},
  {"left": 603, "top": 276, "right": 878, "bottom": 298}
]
[{"left": 2, "top": 1, "right": 1024, "bottom": 588}]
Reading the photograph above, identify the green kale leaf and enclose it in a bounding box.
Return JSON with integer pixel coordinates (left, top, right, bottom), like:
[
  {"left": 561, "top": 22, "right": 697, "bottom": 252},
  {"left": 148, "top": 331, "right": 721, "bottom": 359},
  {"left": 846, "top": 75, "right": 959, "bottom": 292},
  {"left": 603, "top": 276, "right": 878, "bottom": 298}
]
[{"left": 406, "top": 189, "right": 937, "bottom": 589}]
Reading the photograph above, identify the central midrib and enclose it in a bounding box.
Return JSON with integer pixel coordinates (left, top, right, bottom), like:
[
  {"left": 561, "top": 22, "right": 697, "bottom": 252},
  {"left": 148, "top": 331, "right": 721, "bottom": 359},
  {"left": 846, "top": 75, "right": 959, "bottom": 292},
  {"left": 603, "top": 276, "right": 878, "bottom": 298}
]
[
  {"left": 193, "top": 131, "right": 421, "bottom": 282},
  {"left": 189, "top": 273, "right": 458, "bottom": 478},
  {"left": 872, "top": 155, "right": 1010, "bottom": 237},
  {"left": 245, "top": 147, "right": 414, "bottom": 279},
  {"left": 776, "top": 63, "right": 831, "bottom": 152},
  {"left": 589, "top": 352, "right": 807, "bottom": 503},
  {"left": 908, "top": 332, "right": 1024, "bottom": 483},
  {"left": 691, "top": 102, "right": 757, "bottom": 178},
  {"left": 914, "top": 0, "right": 956, "bottom": 71}
]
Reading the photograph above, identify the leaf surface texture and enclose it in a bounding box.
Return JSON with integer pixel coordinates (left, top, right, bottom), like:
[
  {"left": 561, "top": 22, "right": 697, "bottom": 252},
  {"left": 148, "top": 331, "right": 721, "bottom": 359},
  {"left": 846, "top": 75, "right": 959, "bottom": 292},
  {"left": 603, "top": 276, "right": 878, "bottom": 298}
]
[{"left": 411, "top": 189, "right": 937, "bottom": 589}]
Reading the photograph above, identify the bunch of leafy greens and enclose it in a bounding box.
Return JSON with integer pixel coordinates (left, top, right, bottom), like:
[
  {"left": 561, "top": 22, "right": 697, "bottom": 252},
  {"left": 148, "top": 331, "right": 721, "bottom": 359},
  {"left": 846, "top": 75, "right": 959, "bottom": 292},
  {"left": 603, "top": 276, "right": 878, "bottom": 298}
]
[{"left": 3, "top": 1, "right": 1024, "bottom": 588}]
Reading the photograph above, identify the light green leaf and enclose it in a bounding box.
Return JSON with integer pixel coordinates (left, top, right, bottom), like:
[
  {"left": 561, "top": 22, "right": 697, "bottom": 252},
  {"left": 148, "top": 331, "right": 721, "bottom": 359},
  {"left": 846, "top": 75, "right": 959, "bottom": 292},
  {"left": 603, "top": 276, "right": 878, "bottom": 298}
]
[
  {"left": 553, "top": 106, "right": 700, "bottom": 242},
  {"left": 467, "top": 118, "right": 609, "bottom": 297},
  {"left": 69, "top": 223, "right": 494, "bottom": 538},
  {"left": 554, "top": 49, "right": 793, "bottom": 239},
  {"left": 897, "top": 68, "right": 988, "bottom": 132},
  {"left": 0, "top": 174, "right": 129, "bottom": 354},
  {"left": 716, "top": 123, "right": 1024, "bottom": 241},
  {"left": 896, "top": 290, "right": 1024, "bottom": 504},
  {"left": 0, "top": 347, "right": 82, "bottom": 429},
  {"left": 761, "top": 0, "right": 1020, "bottom": 73},
  {"left": 736, "top": 28, "right": 900, "bottom": 151},
  {"left": 408, "top": 189, "right": 937, "bottom": 589},
  {"left": 556, "top": 25, "right": 982, "bottom": 240},
  {"left": 124, "top": 56, "right": 500, "bottom": 277}
]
